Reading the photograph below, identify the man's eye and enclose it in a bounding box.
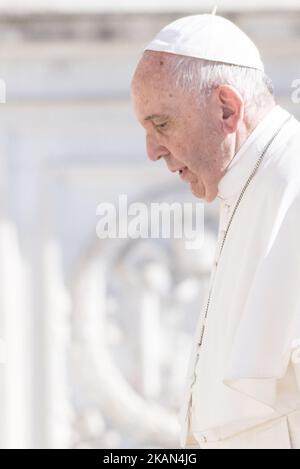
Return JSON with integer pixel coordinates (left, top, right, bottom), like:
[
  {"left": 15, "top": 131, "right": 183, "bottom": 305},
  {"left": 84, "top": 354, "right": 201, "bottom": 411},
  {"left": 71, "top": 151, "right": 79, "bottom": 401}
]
[{"left": 155, "top": 122, "right": 168, "bottom": 130}]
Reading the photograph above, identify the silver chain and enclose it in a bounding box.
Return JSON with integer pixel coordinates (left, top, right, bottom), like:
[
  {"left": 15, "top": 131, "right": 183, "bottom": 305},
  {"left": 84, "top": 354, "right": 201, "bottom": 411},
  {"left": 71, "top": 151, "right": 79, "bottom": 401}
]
[{"left": 190, "top": 114, "right": 293, "bottom": 386}]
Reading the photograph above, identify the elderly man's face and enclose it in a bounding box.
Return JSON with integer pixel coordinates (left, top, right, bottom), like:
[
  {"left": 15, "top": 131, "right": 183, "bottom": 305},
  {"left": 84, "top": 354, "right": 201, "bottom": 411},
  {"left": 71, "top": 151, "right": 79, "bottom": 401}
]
[{"left": 131, "top": 51, "right": 236, "bottom": 202}]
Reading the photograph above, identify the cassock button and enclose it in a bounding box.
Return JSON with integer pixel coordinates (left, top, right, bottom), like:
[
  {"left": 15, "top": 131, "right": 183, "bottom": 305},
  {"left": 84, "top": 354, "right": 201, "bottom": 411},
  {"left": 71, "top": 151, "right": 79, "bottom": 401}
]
[
  {"left": 291, "top": 347, "right": 300, "bottom": 364},
  {"left": 198, "top": 434, "right": 207, "bottom": 444}
]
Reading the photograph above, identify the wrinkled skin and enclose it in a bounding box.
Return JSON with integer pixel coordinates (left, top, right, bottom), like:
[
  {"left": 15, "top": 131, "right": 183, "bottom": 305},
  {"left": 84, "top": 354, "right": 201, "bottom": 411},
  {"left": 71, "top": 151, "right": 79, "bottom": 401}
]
[{"left": 131, "top": 51, "right": 271, "bottom": 202}]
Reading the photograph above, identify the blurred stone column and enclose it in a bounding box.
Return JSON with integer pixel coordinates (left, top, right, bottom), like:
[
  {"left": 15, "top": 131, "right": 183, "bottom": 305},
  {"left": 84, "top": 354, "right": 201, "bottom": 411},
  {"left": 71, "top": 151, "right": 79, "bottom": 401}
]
[{"left": 0, "top": 128, "right": 31, "bottom": 448}]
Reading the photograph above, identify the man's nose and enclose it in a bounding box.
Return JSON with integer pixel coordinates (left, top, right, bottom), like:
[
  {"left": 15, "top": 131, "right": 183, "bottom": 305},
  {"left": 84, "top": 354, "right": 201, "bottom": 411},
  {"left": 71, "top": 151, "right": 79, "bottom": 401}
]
[{"left": 146, "top": 134, "right": 169, "bottom": 162}]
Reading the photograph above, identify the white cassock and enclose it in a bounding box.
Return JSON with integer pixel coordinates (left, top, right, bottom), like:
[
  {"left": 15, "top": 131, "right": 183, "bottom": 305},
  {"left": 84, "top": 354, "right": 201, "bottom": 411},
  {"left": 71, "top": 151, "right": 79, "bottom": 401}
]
[{"left": 178, "top": 105, "right": 300, "bottom": 449}]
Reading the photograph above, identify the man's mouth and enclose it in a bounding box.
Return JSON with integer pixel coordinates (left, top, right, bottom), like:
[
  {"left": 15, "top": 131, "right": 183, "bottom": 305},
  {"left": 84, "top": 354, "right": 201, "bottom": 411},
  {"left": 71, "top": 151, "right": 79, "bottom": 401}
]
[
  {"left": 178, "top": 166, "right": 189, "bottom": 180},
  {"left": 170, "top": 166, "right": 192, "bottom": 181}
]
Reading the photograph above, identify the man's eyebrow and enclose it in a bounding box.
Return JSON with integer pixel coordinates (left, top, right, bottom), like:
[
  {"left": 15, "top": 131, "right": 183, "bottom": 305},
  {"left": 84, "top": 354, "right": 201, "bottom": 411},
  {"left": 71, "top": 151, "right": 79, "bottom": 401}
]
[{"left": 144, "top": 114, "right": 168, "bottom": 122}]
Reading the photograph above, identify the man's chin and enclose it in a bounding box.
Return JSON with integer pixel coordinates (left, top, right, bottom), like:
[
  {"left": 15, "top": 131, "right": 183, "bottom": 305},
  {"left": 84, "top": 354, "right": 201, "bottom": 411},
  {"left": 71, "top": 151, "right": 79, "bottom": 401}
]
[
  {"left": 190, "top": 181, "right": 217, "bottom": 202},
  {"left": 189, "top": 181, "right": 205, "bottom": 200}
]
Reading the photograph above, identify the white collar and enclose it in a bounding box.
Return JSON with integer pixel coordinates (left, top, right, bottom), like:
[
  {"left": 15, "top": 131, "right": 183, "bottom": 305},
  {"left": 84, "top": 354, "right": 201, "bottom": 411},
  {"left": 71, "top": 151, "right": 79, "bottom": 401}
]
[{"left": 217, "top": 105, "right": 292, "bottom": 202}]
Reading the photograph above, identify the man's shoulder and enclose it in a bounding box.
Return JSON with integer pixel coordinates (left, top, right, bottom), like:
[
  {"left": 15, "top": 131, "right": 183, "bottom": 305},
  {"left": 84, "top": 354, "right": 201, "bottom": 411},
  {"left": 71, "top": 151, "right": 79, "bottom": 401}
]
[
  {"left": 284, "top": 115, "right": 300, "bottom": 153},
  {"left": 276, "top": 114, "right": 300, "bottom": 164},
  {"left": 253, "top": 125, "right": 300, "bottom": 215},
  {"left": 262, "top": 119, "right": 300, "bottom": 190}
]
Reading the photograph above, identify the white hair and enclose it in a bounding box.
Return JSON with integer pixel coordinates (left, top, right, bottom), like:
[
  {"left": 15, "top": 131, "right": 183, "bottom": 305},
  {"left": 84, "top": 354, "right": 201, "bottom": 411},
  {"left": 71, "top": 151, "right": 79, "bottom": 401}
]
[{"left": 164, "top": 54, "right": 275, "bottom": 116}]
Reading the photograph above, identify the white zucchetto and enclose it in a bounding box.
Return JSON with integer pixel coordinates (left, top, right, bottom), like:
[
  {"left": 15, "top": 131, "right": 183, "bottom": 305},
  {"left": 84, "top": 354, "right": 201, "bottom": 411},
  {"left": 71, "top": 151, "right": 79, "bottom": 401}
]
[{"left": 144, "top": 14, "right": 264, "bottom": 72}]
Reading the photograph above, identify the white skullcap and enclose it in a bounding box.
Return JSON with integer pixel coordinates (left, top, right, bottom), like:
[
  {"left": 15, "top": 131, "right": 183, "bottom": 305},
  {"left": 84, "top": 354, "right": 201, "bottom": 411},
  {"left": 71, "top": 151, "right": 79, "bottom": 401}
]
[{"left": 144, "top": 14, "right": 264, "bottom": 72}]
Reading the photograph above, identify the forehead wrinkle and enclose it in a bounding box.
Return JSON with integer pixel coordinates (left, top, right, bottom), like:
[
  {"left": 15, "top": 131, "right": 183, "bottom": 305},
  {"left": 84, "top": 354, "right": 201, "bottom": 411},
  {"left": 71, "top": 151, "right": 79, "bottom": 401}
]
[{"left": 133, "top": 52, "right": 174, "bottom": 87}]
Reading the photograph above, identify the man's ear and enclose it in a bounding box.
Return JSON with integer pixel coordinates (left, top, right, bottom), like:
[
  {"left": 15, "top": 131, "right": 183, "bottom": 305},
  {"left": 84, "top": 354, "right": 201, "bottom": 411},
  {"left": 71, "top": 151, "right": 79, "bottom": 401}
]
[{"left": 215, "top": 85, "right": 244, "bottom": 134}]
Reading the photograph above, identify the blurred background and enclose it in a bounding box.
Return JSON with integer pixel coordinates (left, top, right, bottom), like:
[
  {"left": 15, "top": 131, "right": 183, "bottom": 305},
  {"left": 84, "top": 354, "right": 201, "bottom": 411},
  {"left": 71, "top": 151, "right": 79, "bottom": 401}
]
[{"left": 0, "top": 0, "right": 299, "bottom": 449}]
